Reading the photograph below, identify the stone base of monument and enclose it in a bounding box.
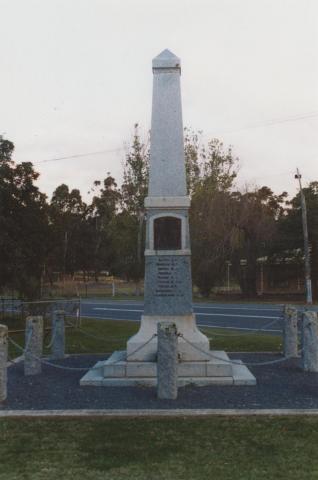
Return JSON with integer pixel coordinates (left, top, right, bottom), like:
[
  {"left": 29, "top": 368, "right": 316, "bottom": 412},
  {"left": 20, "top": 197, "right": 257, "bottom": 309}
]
[
  {"left": 80, "top": 349, "right": 256, "bottom": 387},
  {"left": 80, "top": 314, "right": 256, "bottom": 387}
]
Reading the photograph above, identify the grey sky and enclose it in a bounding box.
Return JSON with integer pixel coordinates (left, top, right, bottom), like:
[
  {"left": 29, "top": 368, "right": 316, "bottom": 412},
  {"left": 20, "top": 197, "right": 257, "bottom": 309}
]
[{"left": 1, "top": 0, "right": 317, "bottom": 200}]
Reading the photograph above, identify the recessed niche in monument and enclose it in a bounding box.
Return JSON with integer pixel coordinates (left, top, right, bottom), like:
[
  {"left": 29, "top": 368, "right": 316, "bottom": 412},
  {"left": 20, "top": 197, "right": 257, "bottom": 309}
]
[{"left": 154, "top": 216, "right": 181, "bottom": 250}]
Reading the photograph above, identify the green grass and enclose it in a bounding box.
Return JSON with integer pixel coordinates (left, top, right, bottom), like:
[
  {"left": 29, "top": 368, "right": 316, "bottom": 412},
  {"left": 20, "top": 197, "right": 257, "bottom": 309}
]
[
  {"left": 5, "top": 317, "right": 282, "bottom": 358},
  {"left": 1, "top": 417, "right": 318, "bottom": 479},
  {"left": 1, "top": 317, "right": 307, "bottom": 479}
]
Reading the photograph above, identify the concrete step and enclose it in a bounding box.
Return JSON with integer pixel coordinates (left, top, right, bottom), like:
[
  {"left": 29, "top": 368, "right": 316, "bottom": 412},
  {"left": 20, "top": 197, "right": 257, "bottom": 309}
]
[{"left": 102, "top": 350, "right": 233, "bottom": 378}]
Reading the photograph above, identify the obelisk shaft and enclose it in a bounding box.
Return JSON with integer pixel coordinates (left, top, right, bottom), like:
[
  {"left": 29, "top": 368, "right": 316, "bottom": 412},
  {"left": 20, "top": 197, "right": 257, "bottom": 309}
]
[
  {"left": 149, "top": 53, "right": 187, "bottom": 197},
  {"left": 143, "top": 49, "right": 192, "bottom": 316}
]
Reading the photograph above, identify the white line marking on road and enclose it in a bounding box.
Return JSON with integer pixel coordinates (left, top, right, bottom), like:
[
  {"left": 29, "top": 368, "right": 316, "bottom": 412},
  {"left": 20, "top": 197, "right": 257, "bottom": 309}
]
[
  {"left": 197, "top": 312, "right": 280, "bottom": 319},
  {"left": 86, "top": 302, "right": 283, "bottom": 312},
  {"left": 197, "top": 323, "right": 281, "bottom": 333},
  {"left": 194, "top": 305, "right": 282, "bottom": 312},
  {"left": 93, "top": 307, "right": 280, "bottom": 320},
  {"left": 94, "top": 308, "right": 143, "bottom": 313},
  {"left": 75, "top": 315, "right": 281, "bottom": 332}
]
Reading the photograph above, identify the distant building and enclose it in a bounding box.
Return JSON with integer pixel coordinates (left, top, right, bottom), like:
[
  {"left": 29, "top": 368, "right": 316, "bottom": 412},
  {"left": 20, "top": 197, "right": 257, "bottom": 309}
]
[{"left": 256, "top": 255, "right": 305, "bottom": 296}]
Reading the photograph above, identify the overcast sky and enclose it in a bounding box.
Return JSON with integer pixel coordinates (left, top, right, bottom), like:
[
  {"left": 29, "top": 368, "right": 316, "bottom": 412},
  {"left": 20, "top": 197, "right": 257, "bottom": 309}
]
[{"left": 1, "top": 0, "right": 317, "bottom": 201}]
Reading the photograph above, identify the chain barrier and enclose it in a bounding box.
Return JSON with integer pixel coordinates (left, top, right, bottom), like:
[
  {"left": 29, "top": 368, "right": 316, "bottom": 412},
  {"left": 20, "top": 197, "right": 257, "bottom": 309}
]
[
  {"left": 178, "top": 333, "right": 299, "bottom": 367},
  {"left": 106, "top": 334, "right": 158, "bottom": 365},
  {"left": 205, "top": 317, "right": 282, "bottom": 338},
  {"left": 8, "top": 336, "right": 96, "bottom": 372},
  {"left": 126, "top": 334, "right": 157, "bottom": 361},
  {"left": 45, "top": 323, "right": 57, "bottom": 349},
  {"left": 67, "top": 319, "right": 122, "bottom": 343},
  {"left": 7, "top": 333, "right": 158, "bottom": 371}
]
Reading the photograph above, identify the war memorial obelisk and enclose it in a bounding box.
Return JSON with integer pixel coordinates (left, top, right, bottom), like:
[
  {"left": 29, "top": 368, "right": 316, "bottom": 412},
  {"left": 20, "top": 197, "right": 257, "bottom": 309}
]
[{"left": 81, "top": 50, "right": 255, "bottom": 387}]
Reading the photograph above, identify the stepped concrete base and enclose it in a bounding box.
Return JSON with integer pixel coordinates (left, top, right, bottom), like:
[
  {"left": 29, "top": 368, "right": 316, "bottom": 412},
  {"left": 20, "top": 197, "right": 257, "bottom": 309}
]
[{"left": 80, "top": 350, "right": 256, "bottom": 387}]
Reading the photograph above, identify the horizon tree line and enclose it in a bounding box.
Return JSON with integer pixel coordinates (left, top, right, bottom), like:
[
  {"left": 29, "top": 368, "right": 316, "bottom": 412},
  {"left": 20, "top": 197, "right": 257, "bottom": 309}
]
[{"left": 0, "top": 127, "right": 317, "bottom": 301}]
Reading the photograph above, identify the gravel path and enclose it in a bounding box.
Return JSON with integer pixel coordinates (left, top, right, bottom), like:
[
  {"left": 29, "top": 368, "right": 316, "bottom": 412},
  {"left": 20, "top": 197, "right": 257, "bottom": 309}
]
[{"left": 2, "top": 353, "right": 318, "bottom": 410}]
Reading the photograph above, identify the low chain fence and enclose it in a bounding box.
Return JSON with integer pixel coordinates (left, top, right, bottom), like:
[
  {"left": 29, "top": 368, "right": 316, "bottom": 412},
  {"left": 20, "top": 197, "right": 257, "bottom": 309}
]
[{"left": 0, "top": 303, "right": 317, "bottom": 403}]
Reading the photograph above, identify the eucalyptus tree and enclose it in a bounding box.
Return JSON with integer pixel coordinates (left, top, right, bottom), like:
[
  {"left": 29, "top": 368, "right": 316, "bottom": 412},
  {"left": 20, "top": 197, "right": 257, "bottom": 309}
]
[{"left": 0, "top": 136, "right": 49, "bottom": 298}]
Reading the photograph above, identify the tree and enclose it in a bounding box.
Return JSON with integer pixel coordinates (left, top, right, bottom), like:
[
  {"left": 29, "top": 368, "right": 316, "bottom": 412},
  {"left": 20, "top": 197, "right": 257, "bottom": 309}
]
[
  {"left": 230, "top": 186, "right": 287, "bottom": 297},
  {"left": 277, "top": 182, "right": 318, "bottom": 301},
  {"left": 49, "top": 184, "right": 88, "bottom": 280},
  {"left": 0, "top": 136, "right": 49, "bottom": 298},
  {"left": 119, "top": 124, "right": 149, "bottom": 293},
  {"left": 184, "top": 128, "right": 201, "bottom": 195},
  {"left": 89, "top": 175, "right": 121, "bottom": 279},
  {"left": 188, "top": 132, "right": 239, "bottom": 296}
]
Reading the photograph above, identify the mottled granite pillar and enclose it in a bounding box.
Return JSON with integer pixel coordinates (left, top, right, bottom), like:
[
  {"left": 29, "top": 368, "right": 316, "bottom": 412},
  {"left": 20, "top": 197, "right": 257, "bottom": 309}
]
[
  {"left": 24, "top": 316, "right": 43, "bottom": 376},
  {"left": 52, "top": 310, "right": 65, "bottom": 360},
  {"left": 126, "top": 49, "right": 209, "bottom": 362},
  {"left": 0, "top": 324, "right": 8, "bottom": 402},
  {"left": 283, "top": 305, "right": 298, "bottom": 358},
  {"left": 157, "top": 322, "right": 178, "bottom": 399},
  {"left": 302, "top": 311, "right": 318, "bottom": 372}
]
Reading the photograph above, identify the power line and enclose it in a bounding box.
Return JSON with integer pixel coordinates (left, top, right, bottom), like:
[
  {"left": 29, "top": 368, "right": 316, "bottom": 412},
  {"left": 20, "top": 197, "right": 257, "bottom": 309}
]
[
  {"left": 33, "top": 147, "right": 124, "bottom": 165},
  {"left": 26, "top": 110, "right": 318, "bottom": 165},
  {"left": 207, "top": 110, "right": 318, "bottom": 136}
]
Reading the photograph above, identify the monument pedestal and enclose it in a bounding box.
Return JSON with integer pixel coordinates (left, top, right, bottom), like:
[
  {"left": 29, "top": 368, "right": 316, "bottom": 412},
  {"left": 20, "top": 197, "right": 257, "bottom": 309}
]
[
  {"left": 81, "top": 314, "right": 255, "bottom": 388},
  {"left": 80, "top": 349, "right": 256, "bottom": 387}
]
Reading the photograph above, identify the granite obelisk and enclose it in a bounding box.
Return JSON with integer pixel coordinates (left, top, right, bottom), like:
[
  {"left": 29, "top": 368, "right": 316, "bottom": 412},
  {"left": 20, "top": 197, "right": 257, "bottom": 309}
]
[
  {"left": 126, "top": 49, "right": 210, "bottom": 361},
  {"left": 80, "top": 50, "right": 256, "bottom": 387}
]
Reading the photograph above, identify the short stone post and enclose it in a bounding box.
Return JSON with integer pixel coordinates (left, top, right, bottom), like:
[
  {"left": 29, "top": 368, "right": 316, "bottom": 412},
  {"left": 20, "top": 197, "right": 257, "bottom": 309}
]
[
  {"left": 52, "top": 310, "right": 65, "bottom": 359},
  {"left": 283, "top": 305, "right": 298, "bottom": 358},
  {"left": 157, "top": 322, "right": 178, "bottom": 400},
  {"left": 302, "top": 311, "right": 318, "bottom": 372},
  {"left": 24, "top": 316, "right": 43, "bottom": 376},
  {"left": 0, "top": 325, "right": 8, "bottom": 402}
]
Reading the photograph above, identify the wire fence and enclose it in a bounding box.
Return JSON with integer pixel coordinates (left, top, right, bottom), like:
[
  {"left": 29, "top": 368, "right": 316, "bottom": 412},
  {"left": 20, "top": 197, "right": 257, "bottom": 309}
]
[{"left": 1, "top": 297, "right": 81, "bottom": 330}]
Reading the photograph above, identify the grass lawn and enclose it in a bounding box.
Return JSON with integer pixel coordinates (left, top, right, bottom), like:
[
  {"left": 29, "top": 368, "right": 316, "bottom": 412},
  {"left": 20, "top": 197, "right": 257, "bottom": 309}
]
[
  {"left": 5, "top": 317, "right": 282, "bottom": 358},
  {"left": 2, "top": 316, "right": 312, "bottom": 479},
  {"left": 1, "top": 416, "right": 318, "bottom": 479}
]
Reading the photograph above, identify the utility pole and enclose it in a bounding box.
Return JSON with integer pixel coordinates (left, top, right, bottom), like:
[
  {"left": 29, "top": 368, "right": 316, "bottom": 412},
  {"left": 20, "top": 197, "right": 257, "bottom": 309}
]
[
  {"left": 63, "top": 231, "right": 68, "bottom": 290},
  {"left": 295, "top": 168, "right": 312, "bottom": 304}
]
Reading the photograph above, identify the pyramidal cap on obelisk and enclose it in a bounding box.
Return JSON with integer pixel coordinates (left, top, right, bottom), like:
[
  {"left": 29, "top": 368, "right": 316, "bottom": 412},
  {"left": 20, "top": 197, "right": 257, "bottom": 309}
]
[
  {"left": 80, "top": 50, "right": 256, "bottom": 387},
  {"left": 126, "top": 49, "right": 210, "bottom": 361}
]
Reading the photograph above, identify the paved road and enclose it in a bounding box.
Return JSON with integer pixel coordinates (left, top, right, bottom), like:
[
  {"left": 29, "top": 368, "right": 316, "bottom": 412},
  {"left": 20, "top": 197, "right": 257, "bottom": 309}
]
[{"left": 80, "top": 300, "right": 290, "bottom": 333}]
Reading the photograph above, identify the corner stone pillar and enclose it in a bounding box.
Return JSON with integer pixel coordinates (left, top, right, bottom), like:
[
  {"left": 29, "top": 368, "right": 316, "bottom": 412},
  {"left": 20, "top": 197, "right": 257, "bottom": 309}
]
[
  {"left": 24, "top": 316, "right": 43, "bottom": 376},
  {"left": 302, "top": 311, "right": 318, "bottom": 372},
  {"left": 0, "top": 324, "right": 8, "bottom": 402},
  {"left": 283, "top": 305, "right": 298, "bottom": 358},
  {"left": 51, "top": 310, "right": 65, "bottom": 360},
  {"left": 157, "top": 322, "right": 178, "bottom": 399}
]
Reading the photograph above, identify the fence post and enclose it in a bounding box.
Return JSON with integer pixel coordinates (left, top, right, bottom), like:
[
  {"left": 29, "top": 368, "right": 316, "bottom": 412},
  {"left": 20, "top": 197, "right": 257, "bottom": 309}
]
[
  {"left": 302, "top": 311, "right": 318, "bottom": 372},
  {"left": 1, "top": 298, "right": 4, "bottom": 322},
  {"left": 283, "top": 305, "right": 298, "bottom": 358},
  {"left": 0, "top": 324, "right": 8, "bottom": 402},
  {"left": 78, "top": 297, "right": 82, "bottom": 327},
  {"left": 24, "top": 316, "right": 43, "bottom": 376},
  {"left": 157, "top": 322, "right": 178, "bottom": 400},
  {"left": 52, "top": 310, "right": 65, "bottom": 359}
]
